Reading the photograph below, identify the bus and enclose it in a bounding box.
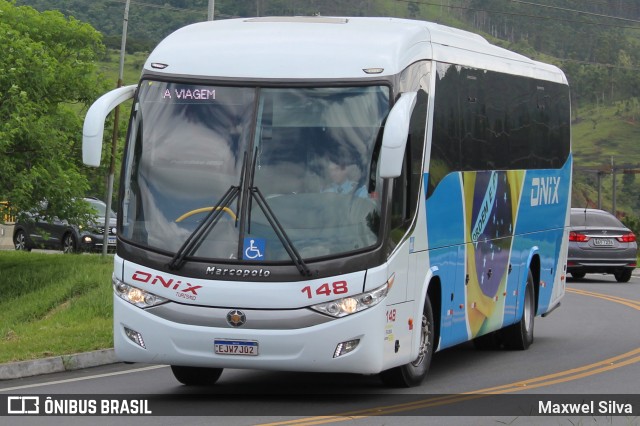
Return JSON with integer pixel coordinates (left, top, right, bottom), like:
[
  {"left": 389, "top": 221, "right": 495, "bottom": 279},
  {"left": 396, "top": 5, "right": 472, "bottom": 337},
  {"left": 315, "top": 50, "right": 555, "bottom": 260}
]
[{"left": 83, "top": 17, "right": 571, "bottom": 387}]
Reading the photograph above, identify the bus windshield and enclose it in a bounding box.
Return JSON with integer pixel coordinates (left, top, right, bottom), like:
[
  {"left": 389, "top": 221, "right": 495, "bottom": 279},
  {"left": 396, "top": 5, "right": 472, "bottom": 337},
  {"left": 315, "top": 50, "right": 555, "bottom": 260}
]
[{"left": 120, "top": 81, "right": 390, "bottom": 262}]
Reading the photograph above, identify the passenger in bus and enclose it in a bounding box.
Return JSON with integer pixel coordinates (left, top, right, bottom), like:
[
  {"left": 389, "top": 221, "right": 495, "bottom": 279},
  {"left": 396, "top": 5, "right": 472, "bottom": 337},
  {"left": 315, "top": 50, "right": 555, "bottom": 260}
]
[{"left": 322, "top": 157, "right": 367, "bottom": 198}]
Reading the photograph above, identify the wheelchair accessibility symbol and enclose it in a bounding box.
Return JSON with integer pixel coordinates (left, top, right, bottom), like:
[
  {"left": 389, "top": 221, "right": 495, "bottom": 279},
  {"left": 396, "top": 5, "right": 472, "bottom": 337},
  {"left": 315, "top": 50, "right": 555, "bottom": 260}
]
[{"left": 243, "top": 238, "right": 265, "bottom": 261}]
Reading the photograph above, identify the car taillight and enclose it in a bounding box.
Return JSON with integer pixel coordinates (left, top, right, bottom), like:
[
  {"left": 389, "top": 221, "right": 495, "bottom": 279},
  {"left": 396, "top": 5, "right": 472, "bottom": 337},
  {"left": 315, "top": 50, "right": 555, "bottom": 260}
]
[
  {"left": 569, "top": 231, "right": 589, "bottom": 242},
  {"left": 616, "top": 232, "right": 636, "bottom": 243}
]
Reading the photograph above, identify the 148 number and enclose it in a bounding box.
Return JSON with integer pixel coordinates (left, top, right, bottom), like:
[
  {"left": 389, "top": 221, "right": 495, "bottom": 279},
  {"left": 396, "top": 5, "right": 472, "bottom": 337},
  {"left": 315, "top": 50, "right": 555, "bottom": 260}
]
[{"left": 301, "top": 281, "right": 348, "bottom": 299}]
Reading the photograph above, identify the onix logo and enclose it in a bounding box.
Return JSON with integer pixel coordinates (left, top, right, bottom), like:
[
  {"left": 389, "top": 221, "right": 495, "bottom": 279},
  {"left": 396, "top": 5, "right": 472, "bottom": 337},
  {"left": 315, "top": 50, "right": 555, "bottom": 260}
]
[
  {"left": 132, "top": 271, "right": 202, "bottom": 295},
  {"left": 530, "top": 177, "right": 561, "bottom": 207}
]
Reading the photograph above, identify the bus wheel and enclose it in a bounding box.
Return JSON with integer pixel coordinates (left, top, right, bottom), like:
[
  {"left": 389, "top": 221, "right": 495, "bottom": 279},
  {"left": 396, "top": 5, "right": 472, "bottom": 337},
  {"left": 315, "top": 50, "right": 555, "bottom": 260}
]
[
  {"left": 502, "top": 270, "right": 535, "bottom": 350},
  {"left": 379, "top": 297, "right": 434, "bottom": 388},
  {"left": 171, "top": 366, "right": 223, "bottom": 386}
]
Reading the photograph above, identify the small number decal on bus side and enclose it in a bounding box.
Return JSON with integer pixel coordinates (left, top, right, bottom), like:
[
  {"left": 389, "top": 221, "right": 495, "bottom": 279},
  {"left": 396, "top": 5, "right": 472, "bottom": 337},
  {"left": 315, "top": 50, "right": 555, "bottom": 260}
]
[
  {"left": 386, "top": 309, "right": 396, "bottom": 322},
  {"left": 301, "top": 281, "right": 348, "bottom": 299}
]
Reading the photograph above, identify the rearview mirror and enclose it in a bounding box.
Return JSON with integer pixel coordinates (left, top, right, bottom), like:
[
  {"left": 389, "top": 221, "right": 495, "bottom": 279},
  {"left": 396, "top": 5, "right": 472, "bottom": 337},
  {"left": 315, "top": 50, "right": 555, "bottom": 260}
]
[
  {"left": 379, "top": 92, "right": 417, "bottom": 178},
  {"left": 82, "top": 85, "right": 137, "bottom": 167}
]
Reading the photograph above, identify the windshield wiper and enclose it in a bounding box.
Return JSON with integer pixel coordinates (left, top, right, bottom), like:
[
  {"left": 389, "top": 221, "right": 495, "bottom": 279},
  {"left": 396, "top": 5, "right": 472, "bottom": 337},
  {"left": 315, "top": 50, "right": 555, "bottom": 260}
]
[
  {"left": 249, "top": 187, "right": 312, "bottom": 277},
  {"left": 168, "top": 153, "right": 248, "bottom": 271},
  {"left": 247, "top": 152, "right": 312, "bottom": 277},
  {"left": 168, "top": 186, "right": 240, "bottom": 270},
  {"left": 168, "top": 150, "right": 312, "bottom": 277}
]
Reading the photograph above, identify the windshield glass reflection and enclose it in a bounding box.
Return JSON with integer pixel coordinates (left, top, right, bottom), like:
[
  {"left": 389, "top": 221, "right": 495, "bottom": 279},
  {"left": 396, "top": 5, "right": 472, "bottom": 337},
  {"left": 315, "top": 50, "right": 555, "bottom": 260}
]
[{"left": 121, "top": 82, "right": 389, "bottom": 262}]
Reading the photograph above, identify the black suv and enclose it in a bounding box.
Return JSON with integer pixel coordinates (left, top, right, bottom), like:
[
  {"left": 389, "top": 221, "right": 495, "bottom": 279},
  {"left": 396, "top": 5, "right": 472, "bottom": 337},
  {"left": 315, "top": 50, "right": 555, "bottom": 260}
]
[{"left": 13, "top": 197, "right": 117, "bottom": 253}]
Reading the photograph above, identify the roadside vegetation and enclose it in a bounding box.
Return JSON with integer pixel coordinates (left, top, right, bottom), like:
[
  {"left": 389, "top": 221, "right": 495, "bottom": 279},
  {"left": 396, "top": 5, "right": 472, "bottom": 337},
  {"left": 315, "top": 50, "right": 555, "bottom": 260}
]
[
  {"left": 571, "top": 100, "right": 640, "bottom": 236},
  {"left": 0, "top": 252, "right": 112, "bottom": 364}
]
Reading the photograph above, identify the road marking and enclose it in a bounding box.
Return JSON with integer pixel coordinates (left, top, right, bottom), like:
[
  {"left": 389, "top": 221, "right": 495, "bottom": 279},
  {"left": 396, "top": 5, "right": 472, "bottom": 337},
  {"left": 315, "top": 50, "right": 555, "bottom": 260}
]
[
  {"left": 0, "top": 365, "right": 168, "bottom": 392},
  {"left": 257, "top": 287, "right": 640, "bottom": 425},
  {"left": 568, "top": 287, "right": 640, "bottom": 310},
  {"left": 259, "top": 350, "right": 640, "bottom": 425}
]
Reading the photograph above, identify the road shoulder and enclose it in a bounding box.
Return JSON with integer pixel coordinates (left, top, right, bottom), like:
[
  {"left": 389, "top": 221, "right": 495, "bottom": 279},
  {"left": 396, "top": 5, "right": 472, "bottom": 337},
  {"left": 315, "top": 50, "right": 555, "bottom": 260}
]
[{"left": 0, "top": 349, "right": 117, "bottom": 380}]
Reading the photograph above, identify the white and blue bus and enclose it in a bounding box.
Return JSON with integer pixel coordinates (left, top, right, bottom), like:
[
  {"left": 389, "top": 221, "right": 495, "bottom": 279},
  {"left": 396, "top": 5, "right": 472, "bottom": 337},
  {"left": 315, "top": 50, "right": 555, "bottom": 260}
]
[{"left": 83, "top": 17, "right": 571, "bottom": 387}]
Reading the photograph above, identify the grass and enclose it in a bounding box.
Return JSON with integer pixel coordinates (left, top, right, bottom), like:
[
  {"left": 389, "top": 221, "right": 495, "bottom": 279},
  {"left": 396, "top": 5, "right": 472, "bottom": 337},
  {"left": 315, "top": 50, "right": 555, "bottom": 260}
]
[
  {"left": 0, "top": 251, "right": 113, "bottom": 364},
  {"left": 573, "top": 102, "right": 640, "bottom": 166}
]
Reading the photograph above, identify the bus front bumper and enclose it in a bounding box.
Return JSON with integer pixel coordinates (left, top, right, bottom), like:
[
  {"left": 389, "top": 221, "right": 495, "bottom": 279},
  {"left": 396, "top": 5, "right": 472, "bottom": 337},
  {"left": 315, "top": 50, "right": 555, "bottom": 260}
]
[{"left": 113, "top": 295, "right": 390, "bottom": 374}]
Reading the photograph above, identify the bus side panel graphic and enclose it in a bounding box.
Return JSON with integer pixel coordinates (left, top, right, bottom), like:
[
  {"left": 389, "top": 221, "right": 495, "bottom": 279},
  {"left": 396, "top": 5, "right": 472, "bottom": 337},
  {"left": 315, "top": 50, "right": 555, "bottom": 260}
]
[
  {"left": 513, "top": 157, "right": 572, "bottom": 314},
  {"left": 425, "top": 161, "right": 569, "bottom": 347},
  {"left": 464, "top": 170, "right": 523, "bottom": 339}
]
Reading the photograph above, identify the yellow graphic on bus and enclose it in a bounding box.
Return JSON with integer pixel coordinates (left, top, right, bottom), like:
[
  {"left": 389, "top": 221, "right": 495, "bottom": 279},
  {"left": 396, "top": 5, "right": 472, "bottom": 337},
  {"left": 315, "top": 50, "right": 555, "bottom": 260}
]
[{"left": 463, "top": 170, "right": 524, "bottom": 337}]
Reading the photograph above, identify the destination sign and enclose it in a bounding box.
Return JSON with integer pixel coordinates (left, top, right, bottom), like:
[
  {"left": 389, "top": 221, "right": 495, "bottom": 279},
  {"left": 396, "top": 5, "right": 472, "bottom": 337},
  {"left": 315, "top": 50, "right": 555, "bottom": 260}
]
[{"left": 162, "top": 88, "right": 216, "bottom": 101}]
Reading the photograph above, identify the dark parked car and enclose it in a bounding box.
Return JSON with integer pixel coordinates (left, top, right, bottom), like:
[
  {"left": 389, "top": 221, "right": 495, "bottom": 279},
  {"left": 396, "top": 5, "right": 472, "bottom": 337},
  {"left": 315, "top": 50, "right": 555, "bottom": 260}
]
[
  {"left": 13, "top": 197, "right": 117, "bottom": 253},
  {"left": 567, "top": 208, "right": 637, "bottom": 282}
]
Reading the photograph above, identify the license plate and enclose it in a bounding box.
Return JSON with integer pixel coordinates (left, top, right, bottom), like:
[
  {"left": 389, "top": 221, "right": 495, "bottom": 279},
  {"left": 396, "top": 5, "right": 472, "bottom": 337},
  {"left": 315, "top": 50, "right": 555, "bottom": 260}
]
[
  {"left": 593, "top": 238, "right": 614, "bottom": 247},
  {"left": 214, "top": 339, "right": 258, "bottom": 356},
  {"left": 108, "top": 236, "right": 116, "bottom": 245}
]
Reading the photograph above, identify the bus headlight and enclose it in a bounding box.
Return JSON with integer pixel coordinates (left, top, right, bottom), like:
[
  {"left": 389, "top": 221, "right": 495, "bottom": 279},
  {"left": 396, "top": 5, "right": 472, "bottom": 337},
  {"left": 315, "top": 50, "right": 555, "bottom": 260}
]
[
  {"left": 310, "top": 282, "right": 389, "bottom": 318},
  {"left": 113, "top": 275, "right": 168, "bottom": 308}
]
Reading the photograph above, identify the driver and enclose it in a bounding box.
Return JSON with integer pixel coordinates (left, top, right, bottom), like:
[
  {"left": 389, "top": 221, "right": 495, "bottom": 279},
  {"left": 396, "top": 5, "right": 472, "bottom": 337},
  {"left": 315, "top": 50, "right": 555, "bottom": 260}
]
[{"left": 322, "top": 157, "right": 367, "bottom": 198}]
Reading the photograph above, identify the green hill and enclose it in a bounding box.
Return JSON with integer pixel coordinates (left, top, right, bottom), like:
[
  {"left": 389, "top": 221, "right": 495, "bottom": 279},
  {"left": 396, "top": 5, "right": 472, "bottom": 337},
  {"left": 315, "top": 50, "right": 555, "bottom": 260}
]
[{"left": 572, "top": 101, "right": 640, "bottom": 216}]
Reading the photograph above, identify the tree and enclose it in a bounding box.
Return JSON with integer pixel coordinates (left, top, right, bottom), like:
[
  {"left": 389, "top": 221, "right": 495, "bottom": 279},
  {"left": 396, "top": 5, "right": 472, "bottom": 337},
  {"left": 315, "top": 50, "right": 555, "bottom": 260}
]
[{"left": 0, "top": 1, "right": 109, "bottom": 224}]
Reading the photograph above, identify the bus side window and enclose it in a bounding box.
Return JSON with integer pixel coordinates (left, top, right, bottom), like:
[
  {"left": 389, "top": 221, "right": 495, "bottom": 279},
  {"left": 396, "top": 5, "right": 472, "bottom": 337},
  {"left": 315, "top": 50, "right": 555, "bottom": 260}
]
[
  {"left": 390, "top": 149, "right": 410, "bottom": 243},
  {"left": 389, "top": 89, "right": 427, "bottom": 245}
]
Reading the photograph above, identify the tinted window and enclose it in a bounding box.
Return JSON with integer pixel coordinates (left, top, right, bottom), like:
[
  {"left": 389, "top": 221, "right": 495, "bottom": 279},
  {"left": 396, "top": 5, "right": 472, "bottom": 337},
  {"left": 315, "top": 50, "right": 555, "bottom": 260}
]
[
  {"left": 86, "top": 199, "right": 115, "bottom": 217},
  {"left": 390, "top": 62, "right": 429, "bottom": 246},
  {"left": 570, "top": 211, "right": 625, "bottom": 228},
  {"left": 428, "top": 63, "right": 570, "bottom": 196},
  {"left": 121, "top": 82, "right": 389, "bottom": 261}
]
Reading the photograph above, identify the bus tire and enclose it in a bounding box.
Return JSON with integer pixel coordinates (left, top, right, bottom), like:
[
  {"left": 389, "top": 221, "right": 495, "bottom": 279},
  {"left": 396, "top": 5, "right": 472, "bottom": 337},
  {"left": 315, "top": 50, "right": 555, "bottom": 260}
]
[
  {"left": 379, "top": 297, "right": 434, "bottom": 388},
  {"left": 171, "top": 365, "right": 223, "bottom": 386},
  {"left": 502, "top": 270, "right": 535, "bottom": 350}
]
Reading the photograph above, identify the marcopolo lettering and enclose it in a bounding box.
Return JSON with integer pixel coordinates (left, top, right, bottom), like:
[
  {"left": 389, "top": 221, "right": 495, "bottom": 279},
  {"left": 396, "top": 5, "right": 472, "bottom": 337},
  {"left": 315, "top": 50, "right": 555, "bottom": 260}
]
[{"left": 205, "top": 266, "right": 271, "bottom": 277}]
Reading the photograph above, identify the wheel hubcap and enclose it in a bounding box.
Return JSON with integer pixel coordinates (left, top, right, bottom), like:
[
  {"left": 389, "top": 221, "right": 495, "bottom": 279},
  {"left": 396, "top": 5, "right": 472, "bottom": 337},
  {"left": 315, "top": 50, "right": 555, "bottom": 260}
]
[
  {"left": 15, "top": 234, "right": 25, "bottom": 250},
  {"left": 64, "top": 236, "right": 73, "bottom": 253},
  {"left": 523, "top": 287, "right": 532, "bottom": 332},
  {"left": 411, "top": 314, "right": 431, "bottom": 367}
]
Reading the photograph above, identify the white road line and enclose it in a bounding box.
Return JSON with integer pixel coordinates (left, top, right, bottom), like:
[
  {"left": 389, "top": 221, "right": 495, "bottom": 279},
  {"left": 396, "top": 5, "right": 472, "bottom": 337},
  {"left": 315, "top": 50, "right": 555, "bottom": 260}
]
[{"left": 0, "top": 365, "right": 169, "bottom": 392}]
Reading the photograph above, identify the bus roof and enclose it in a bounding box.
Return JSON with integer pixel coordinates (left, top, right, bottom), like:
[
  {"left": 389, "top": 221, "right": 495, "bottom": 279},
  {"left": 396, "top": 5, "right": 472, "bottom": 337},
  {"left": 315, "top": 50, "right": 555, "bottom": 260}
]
[{"left": 144, "top": 16, "right": 567, "bottom": 84}]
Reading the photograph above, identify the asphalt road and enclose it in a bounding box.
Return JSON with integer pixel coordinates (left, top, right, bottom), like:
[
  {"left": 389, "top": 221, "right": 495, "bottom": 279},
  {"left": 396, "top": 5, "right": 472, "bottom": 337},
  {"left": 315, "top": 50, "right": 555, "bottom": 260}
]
[{"left": 1, "top": 273, "right": 639, "bottom": 425}]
